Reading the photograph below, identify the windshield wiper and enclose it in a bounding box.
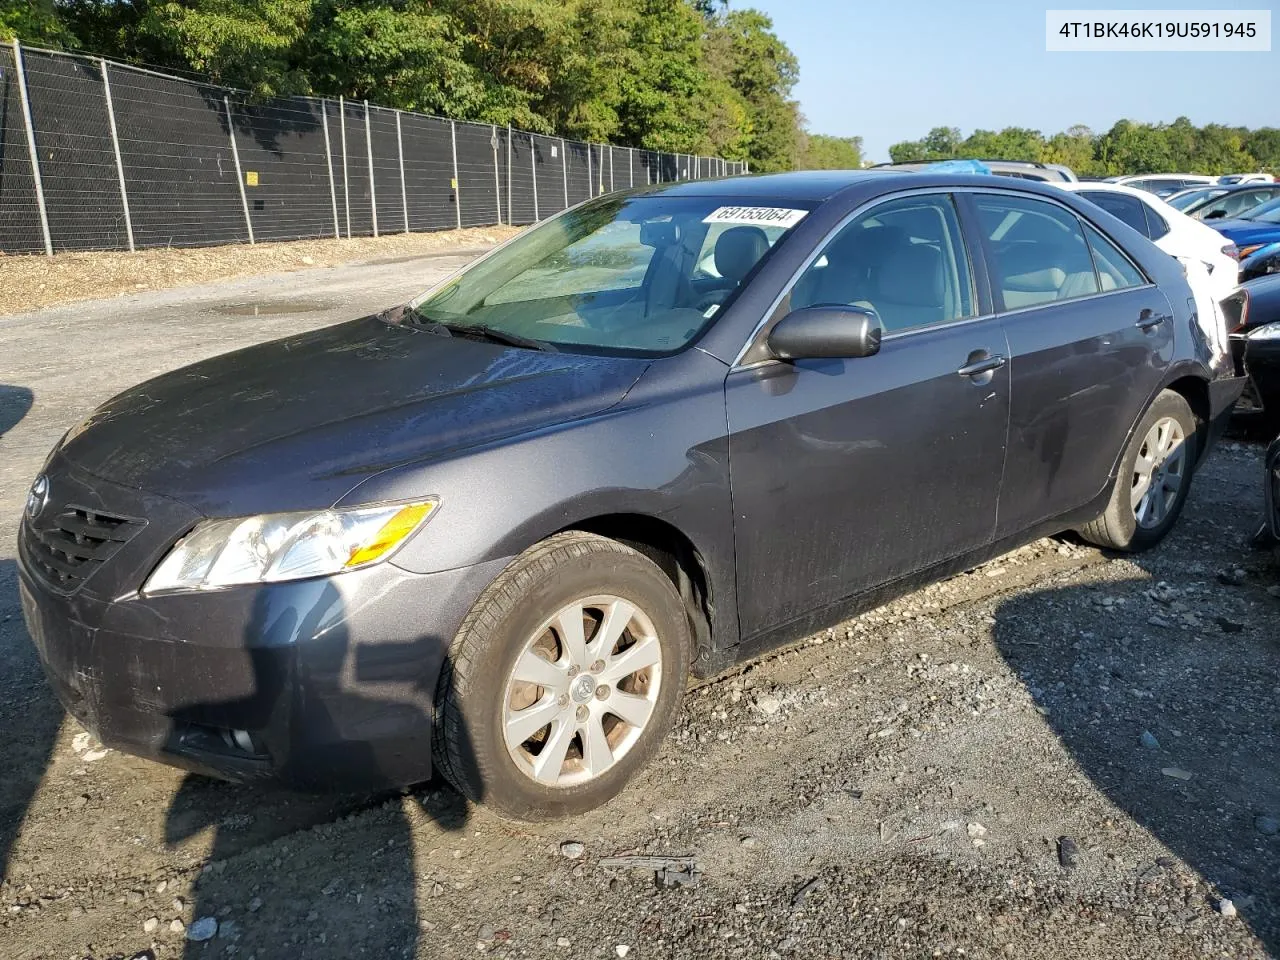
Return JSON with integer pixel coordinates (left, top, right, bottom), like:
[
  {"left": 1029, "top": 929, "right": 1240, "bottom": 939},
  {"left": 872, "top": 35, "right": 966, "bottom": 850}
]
[
  {"left": 441, "top": 322, "right": 557, "bottom": 352},
  {"left": 402, "top": 308, "right": 557, "bottom": 352}
]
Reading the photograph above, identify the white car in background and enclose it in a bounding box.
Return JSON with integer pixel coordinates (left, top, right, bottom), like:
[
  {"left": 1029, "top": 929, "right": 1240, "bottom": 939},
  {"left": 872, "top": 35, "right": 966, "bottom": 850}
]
[
  {"left": 1105, "top": 174, "right": 1218, "bottom": 198},
  {"left": 1059, "top": 181, "right": 1238, "bottom": 364}
]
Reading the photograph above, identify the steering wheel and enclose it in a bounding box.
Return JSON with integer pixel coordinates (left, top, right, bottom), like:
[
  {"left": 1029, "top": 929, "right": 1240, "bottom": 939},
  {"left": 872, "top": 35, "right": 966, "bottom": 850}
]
[{"left": 694, "top": 286, "right": 734, "bottom": 313}]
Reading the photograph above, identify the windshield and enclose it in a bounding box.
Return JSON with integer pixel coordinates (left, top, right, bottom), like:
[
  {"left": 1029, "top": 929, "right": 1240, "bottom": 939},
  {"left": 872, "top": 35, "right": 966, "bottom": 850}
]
[
  {"left": 1169, "top": 188, "right": 1220, "bottom": 210},
  {"left": 410, "top": 195, "right": 805, "bottom": 355},
  {"left": 1243, "top": 197, "right": 1280, "bottom": 223}
]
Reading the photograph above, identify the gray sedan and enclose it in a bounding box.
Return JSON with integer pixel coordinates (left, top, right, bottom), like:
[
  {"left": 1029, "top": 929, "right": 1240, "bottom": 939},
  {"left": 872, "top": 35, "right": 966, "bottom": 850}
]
[{"left": 18, "top": 171, "right": 1244, "bottom": 819}]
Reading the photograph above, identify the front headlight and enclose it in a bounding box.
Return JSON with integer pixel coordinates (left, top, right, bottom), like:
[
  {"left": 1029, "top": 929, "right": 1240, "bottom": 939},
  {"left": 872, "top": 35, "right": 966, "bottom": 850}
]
[{"left": 143, "top": 499, "right": 439, "bottom": 594}]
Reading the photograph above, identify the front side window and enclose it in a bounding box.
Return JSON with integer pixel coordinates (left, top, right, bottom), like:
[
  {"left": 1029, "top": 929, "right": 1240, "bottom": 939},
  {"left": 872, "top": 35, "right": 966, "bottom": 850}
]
[
  {"left": 975, "top": 194, "right": 1100, "bottom": 309},
  {"left": 789, "top": 194, "right": 975, "bottom": 333},
  {"left": 412, "top": 195, "right": 804, "bottom": 355}
]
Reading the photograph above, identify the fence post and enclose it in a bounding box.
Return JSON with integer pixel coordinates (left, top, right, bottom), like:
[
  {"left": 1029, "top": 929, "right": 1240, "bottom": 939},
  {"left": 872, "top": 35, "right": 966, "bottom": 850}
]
[
  {"left": 223, "top": 96, "right": 254, "bottom": 244},
  {"left": 656, "top": 151, "right": 662, "bottom": 184},
  {"left": 629, "top": 146, "right": 634, "bottom": 188},
  {"left": 506, "top": 123, "right": 513, "bottom": 225},
  {"left": 320, "top": 101, "right": 340, "bottom": 239},
  {"left": 12, "top": 40, "right": 52, "bottom": 257},
  {"left": 396, "top": 110, "right": 408, "bottom": 234},
  {"left": 560, "top": 138, "right": 568, "bottom": 209},
  {"left": 491, "top": 124, "right": 502, "bottom": 225},
  {"left": 530, "top": 133, "right": 539, "bottom": 222},
  {"left": 609, "top": 146, "right": 614, "bottom": 193},
  {"left": 99, "top": 59, "right": 135, "bottom": 252},
  {"left": 450, "top": 120, "right": 461, "bottom": 230},
  {"left": 586, "top": 144, "right": 593, "bottom": 198},
  {"left": 340, "top": 96, "right": 351, "bottom": 238},
  {"left": 364, "top": 101, "right": 378, "bottom": 237}
]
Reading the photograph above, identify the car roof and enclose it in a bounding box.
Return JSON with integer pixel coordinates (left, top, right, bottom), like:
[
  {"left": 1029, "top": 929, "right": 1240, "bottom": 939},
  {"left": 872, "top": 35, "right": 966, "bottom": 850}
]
[
  {"left": 645, "top": 169, "right": 905, "bottom": 202},
  {"left": 1214, "top": 182, "right": 1280, "bottom": 192},
  {"left": 643, "top": 169, "right": 1077, "bottom": 206}
]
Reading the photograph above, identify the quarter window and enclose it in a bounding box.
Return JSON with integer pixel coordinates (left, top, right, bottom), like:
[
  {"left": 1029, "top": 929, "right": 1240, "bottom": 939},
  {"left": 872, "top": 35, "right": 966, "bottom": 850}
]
[
  {"left": 1083, "top": 223, "right": 1146, "bottom": 290},
  {"left": 789, "top": 194, "right": 975, "bottom": 333},
  {"left": 975, "top": 194, "right": 1099, "bottom": 309}
]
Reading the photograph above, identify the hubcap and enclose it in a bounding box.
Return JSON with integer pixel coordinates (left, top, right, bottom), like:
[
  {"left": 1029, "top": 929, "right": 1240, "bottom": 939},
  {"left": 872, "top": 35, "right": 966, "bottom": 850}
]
[
  {"left": 502, "top": 595, "right": 663, "bottom": 787},
  {"left": 1131, "top": 416, "right": 1187, "bottom": 530}
]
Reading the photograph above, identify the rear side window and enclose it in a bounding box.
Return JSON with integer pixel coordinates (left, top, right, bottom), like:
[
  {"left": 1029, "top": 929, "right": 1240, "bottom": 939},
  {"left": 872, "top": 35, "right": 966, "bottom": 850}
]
[
  {"left": 1144, "top": 206, "right": 1169, "bottom": 240},
  {"left": 975, "top": 194, "right": 1099, "bottom": 309},
  {"left": 1079, "top": 191, "right": 1149, "bottom": 237},
  {"left": 1083, "top": 223, "right": 1146, "bottom": 290},
  {"left": 790, "top": 193, "right": 975, "bottom": 333}
]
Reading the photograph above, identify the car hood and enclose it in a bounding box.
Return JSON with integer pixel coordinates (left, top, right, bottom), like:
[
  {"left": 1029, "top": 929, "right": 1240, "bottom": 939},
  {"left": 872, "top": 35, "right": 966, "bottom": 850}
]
[
  {"left": 1212, "top": 219, "right": 1280, "bottom": 245},
  {"left": 58, "top": 316, "right": 649, "bottom": 516}
]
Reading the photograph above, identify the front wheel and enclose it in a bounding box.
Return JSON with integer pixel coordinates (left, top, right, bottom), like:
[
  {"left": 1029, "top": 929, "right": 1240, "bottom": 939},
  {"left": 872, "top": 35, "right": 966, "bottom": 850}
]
[
  {"left": 433, "top": 532, "right": 691, "bottom": 820},
  {"left": 1078, "top": 389, "right": 1198, "bottom": 552}
]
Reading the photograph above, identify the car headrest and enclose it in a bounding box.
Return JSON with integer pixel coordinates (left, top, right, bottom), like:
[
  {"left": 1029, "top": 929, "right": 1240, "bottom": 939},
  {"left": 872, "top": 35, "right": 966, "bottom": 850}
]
[
  {"left": 877, "top": 242, "right": 944, "bottom": 308},
  {"left": 714, "top": 226, "right": 770, "bottom": 283}
]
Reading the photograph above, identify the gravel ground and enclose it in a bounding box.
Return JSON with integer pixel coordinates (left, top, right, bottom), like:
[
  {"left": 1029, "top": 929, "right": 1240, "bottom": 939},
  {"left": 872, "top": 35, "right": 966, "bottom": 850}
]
[
  {"left": 0, "top": 228, "right": 521, "bottom": 317},
  {"left": 0, "top": 252, "right": 1277, "bottom": 960}
]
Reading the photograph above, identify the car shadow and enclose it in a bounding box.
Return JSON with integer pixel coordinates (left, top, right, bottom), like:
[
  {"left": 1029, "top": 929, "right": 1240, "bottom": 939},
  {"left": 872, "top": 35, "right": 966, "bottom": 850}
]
[
  {"left": 0, "top": 559, "right": 64, "bottom": 891},
  {"left": 0, "top": 385, "right": 33, "bottom": 439},
  {"left": 162, "top": 581, "right": 475, "bottom": 958},
  {"left": 992, "top": 533, "right": 1280, "bottom": 951}
]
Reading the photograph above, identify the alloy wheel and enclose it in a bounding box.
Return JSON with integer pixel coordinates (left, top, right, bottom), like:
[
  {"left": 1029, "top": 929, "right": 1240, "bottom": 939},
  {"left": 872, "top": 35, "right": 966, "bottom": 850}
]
[
  {"left": 1131, "top": 416, "right": 1187, "bottom": 529},
  {"left": 502, "top": 595, "right": 663, "bottom": 787}
]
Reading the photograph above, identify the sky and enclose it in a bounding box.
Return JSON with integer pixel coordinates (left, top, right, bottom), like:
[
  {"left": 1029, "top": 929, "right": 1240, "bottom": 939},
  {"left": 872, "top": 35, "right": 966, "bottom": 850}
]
[{"left": 745, "top": 0, "right": 1278, "bottom": 161}]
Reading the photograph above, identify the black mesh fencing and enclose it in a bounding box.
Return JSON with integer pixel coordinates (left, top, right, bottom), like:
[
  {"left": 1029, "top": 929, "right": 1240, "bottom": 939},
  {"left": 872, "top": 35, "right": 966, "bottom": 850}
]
[
  {"left": 2, "top": 43, "right": 747, "bottom": 255},
  {"left": 1, "top": 46, "right": 49, "bottom": 254}
]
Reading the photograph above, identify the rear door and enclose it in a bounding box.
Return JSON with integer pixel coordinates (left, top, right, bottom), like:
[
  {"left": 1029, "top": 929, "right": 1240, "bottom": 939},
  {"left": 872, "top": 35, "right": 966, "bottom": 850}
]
[
  {"left": 968, "top": 191, "right": 1175, "bottom": 538},
  {"left": 725, "top": 192, "right": 1009, "bottom": 642}
]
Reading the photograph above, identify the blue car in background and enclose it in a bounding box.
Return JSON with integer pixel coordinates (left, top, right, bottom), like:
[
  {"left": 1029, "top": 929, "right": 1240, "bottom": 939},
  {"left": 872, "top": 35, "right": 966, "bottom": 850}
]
[{"left": 1210, "top": 197, "right": 1280, "bottom": 263}]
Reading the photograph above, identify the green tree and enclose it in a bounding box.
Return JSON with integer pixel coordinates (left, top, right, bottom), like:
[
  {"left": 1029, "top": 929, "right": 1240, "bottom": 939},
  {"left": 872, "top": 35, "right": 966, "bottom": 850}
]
[
  {"left": 797, "top": 132, "right": 863, "bottom": 169},
  {"left": 0, "top": 0, "right": 72, "bottom": 44},
  {"left": 709, "top": 9, "right": 799, "bottom": 172}
]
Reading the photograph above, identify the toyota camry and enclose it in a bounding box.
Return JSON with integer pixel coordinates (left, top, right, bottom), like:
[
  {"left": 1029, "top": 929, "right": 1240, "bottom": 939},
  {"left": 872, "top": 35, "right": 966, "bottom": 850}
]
[{"left": 19, "top": 171, "right": 1245, "bottom": 820}]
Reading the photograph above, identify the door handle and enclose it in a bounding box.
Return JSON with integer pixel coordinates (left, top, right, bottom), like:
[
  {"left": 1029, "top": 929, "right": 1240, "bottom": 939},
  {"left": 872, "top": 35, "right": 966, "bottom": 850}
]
[
  {"left": 1136, "top": 310, "right": 1170, "bottom": 331},
  {"left": 956, "top": 354, "right": 1007, "bottom": 377}
]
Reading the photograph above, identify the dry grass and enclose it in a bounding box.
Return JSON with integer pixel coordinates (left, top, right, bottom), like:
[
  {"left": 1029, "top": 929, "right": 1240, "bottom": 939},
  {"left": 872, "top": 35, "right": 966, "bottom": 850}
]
[{"left": 0, "top": 227, "right": 523, "bottom": 317}]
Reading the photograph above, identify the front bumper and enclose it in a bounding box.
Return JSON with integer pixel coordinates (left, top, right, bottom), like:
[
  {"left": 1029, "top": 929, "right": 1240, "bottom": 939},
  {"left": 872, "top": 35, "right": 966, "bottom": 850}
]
[{"left": 18, "top": 461, "right": 510, "bottom": 791}]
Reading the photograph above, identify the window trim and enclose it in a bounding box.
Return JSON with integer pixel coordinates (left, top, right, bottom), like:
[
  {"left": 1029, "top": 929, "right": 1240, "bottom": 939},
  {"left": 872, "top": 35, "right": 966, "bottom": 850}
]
[{"left": 730, "top": 185, "right": 1155, "bottom": 368}]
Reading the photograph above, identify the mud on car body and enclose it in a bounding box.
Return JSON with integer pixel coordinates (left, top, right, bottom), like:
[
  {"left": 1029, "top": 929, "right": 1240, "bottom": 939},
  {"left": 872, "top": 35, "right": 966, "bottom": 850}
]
[{"left": 19, "top": 171, "right": 1245, "bottom": 820}]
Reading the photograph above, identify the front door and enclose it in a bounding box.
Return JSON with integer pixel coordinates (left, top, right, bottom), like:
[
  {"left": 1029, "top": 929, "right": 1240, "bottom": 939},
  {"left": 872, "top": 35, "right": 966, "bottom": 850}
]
[{"left": 726, "top": 192, "right": 1010, "bottom": 643}]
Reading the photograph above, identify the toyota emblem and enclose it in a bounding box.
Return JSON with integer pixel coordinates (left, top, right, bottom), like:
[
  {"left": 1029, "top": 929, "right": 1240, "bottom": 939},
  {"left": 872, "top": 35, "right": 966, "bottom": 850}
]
[{"left": 25, "top": 475, "right": 49, "bottom": 521}]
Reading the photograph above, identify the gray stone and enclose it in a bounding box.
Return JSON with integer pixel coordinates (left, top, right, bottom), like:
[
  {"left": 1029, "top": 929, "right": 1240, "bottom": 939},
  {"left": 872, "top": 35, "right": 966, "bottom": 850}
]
[
  {"left": 1255, "top": 816, "right": 1279, "bottom": 836},
  {"left": 559, "top": 841, "right": 585, "bottom": 860},
  {"left": 186, "top": 916, "right": 218, "bottom": 942},
  {"left": 1140, "top": 731, "right": 1160, "bottom": 750}
]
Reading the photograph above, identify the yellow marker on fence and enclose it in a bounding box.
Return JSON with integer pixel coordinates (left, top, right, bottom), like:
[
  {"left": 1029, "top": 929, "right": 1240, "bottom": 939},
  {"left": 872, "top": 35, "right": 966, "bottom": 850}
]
[
  {"left": 450, "top": 178, "right": 458, "bottom": 190},
  {"left": 245, "top": 171, "right": 259, "bottom": 187}
]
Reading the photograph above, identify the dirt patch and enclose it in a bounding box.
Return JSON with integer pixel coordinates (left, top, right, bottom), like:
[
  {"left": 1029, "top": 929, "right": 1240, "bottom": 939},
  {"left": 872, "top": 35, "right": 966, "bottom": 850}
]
[{"left": 0, "top": 228, "right": 522, "bottom": 317}]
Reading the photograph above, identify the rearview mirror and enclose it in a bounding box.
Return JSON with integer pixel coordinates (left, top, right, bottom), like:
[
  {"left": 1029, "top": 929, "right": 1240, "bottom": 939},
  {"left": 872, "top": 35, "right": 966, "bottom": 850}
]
[
  {"left": 1204, "top": 210, "right": 1227, "bottom": 220},
  {"left": 767, "top": 305, "right": 883, "bottom": 361},
  {"left": 640, "top": 220, "right": 679, "bottom": 247}
]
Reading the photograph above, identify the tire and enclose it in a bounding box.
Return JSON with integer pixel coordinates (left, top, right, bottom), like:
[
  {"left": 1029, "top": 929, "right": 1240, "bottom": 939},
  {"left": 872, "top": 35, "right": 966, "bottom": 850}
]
[
  {"left": 1078, "top": 389, "right": 1198, "bottom": 552},
  {"left": 433, "top": 531, "right": 691, "bottom": 820}
]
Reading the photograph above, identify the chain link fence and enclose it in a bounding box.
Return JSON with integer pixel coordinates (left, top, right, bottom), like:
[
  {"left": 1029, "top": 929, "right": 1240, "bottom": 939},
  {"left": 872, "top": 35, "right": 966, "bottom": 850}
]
[{"left": 0, "top": 41, "right": 748, "bottom": 256}]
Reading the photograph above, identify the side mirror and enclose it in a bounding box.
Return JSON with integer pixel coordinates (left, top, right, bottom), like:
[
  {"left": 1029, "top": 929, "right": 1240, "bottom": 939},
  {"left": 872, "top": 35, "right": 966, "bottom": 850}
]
[{"left": 767, "top": 305, "right": 883, "bottom": 361}]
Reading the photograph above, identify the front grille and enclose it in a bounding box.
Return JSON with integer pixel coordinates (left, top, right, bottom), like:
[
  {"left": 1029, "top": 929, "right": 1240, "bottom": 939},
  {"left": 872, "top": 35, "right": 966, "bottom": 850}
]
[{"left": 22, "top": 506, "right": 145, "bottom": 593}]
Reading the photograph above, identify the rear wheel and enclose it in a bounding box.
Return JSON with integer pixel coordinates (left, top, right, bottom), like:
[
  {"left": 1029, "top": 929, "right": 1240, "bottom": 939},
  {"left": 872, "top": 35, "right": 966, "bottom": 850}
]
[
  {"left": 1078, "top": 389, "right": 1197, "bottom": 551},
  {"left": 433, "top": 532, "right": 690, "bottom": 820}
]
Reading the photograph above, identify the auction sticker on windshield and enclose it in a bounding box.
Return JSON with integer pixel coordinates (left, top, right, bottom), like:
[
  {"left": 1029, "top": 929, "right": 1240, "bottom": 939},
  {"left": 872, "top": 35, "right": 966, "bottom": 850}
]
[{"left": 702, "top": 206, "right": 808, "bottom": 228}]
